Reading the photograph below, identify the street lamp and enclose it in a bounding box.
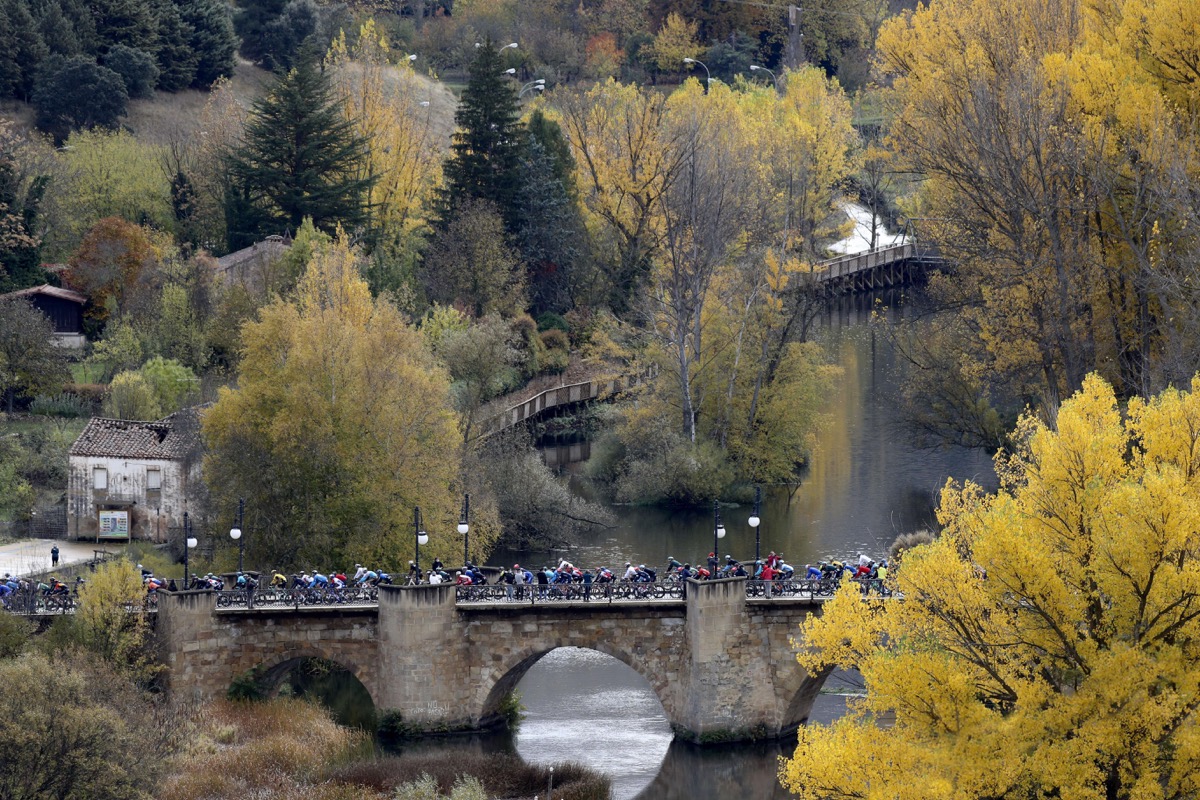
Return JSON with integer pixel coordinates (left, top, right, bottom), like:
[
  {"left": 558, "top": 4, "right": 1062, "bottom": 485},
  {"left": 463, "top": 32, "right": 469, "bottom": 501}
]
[
  {"left": 748, "top": 485, "right": 762, "bottom": 565},
  {"left": 503, "top": 67, "right": 516, "bottom": 75},
  {"left": 457, "top": 494, "right": 470, "bottom": 565},
  {"left": 183, "top": 511, "right": 197, "bottom": 589},
  {"left": 713, "top": 500, "right": 726, "bottom": 576},
  {"left": 519, "top": 78, "right": 545, "bottom": 96},
  {"left": 229, "top": 497, "right": 244, "bottom": 573},
  {"left": 405, "top": 53, "right": 417, "bottom": 62},
  {"left": 749, "top": 64, "right": 778, "bottom": 91},
  {"left": 683, "top": 57, "right": 711, "bottom": 93},
  {"left": 414, "top": 507, "right": 429, "bottom": 578},
  {"left": 502, "top": 42, "right": 519, "bottom": 51}
]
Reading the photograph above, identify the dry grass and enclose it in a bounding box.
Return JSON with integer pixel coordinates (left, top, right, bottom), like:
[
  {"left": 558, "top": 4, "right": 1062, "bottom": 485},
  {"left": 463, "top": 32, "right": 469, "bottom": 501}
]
[
  {"left": 165, "top": 698, "right": 380, "bottom": 800},
  {"left": 0, "top": 59, "right": 459, "bottom": 149},
  {"left": 331, "top": 751, "right": 610, "bottom": 800}
]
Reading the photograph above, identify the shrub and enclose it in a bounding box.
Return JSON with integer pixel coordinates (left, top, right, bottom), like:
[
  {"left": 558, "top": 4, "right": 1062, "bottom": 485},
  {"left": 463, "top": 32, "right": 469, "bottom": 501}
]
[
  {"left": 32, "top": 55, "right": 128, "bottom": 142},
  {"left": 64, "top": 383, "right": 110, "bottom": 405},
  {"left": 0, "top": 652, "right": 181, "bottom": 800},
  {"left": 28, "top": 393, "right": 91, "bottom": 418},
  {"left": 104, "top": 45, "right": 160, "bottom": 99},
  {"left": 105, "top": 371, "right": 162, "bottom": 420},
  {"left": 539, "top": 328, "right": 570, "bottom": 373},
  {"left": 535, "top": 312, "right": 570, "bottom": 334}
]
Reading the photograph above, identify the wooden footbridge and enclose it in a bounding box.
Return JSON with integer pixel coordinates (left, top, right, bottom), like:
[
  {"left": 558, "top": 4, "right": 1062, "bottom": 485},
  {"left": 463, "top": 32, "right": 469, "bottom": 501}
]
[
  {"left": 475, "top": 239, "right": 943, "bottom": 440},
  {"left": 812, "top": 241, "right": 944, "bottom": 294},
  {"left": 472, "top": 367, "right": 655, "bottom": 441}
]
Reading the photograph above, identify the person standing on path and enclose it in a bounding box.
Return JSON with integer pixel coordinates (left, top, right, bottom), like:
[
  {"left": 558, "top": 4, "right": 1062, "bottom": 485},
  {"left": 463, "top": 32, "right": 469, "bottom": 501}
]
[{"left": 50, "top": 545, "right": 59, "bottom": 567}]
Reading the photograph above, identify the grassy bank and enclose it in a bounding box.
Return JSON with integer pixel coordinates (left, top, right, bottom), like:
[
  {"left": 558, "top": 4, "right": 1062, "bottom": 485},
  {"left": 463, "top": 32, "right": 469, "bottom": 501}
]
[{"left": 168, "top": 698, "right": 610, "bottom": 800}]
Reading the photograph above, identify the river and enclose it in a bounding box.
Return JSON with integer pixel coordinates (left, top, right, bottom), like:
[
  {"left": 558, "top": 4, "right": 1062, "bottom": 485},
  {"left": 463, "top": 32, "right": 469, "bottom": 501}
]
[
  {"left": 300, "top": 291, "right": 997, "bottom": 798},
  {"left": 492, "top": 293, "right": 995, "bottom": 799}
]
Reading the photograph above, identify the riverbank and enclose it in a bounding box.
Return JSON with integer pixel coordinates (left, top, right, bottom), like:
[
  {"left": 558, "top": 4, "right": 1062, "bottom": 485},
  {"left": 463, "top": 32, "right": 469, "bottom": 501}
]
[{"left": 168, "top": 698, "right": 611, "bottom": 800}]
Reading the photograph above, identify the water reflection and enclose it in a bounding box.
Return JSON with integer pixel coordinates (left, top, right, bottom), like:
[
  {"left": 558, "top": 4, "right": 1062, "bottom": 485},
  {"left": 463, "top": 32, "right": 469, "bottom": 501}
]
[
  {"left": 497, "top": 294, "right": 996, "bottom": 573},
  {"left": 514, "top": 648, "right": 673, "bottom": 800}
]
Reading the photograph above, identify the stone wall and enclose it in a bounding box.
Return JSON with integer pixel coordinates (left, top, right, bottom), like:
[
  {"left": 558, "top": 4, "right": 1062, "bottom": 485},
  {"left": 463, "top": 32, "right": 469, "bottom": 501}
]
[{"left": 157, "top": 590, "right": 380, "bottom": 702}]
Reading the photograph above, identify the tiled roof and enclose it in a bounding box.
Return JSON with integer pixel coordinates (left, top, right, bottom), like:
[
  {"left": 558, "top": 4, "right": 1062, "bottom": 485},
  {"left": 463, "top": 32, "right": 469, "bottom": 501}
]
[
  {"left": 69, "top": 407, "right": 204, "bottom": 460},
  {"left": 216, "top": 236, "right": 290, "bottom": 273},
  {"left": 1, "top": 284, "right": 87, "bottom": 304}
]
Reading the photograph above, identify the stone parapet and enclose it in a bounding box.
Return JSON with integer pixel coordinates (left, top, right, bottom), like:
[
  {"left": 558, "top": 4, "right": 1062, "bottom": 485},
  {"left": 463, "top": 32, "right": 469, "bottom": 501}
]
[{"left": 158, "top": 580, "right": 829, "bottom": 743}]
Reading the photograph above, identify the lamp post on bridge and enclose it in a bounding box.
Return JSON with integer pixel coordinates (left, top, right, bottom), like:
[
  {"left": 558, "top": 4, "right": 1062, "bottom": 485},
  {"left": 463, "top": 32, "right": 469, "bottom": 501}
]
[
  {"left": 414, "top": 506, "right": 429, "bottom": 581},
  {"left": 748, "top": 485, "right": 762, "bottom": 566},
  {"left": 457, "top": 494, "right": 470, "bottom": 566},
  {"left": 182, "top": 512, "right": 197, "bottom": 589},
  {"left": 229, "top": 497, "right": 245, "bottom": 573},
  {"left": 712, "top": 500, "right": 726, "bottom": 576}
]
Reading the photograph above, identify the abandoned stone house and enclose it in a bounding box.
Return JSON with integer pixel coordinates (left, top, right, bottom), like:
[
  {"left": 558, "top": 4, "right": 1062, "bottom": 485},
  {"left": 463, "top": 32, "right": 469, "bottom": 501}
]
[
  {"left": 215, "top": 234, "right": 291, "bottom": 293},
  {"left": 67, "top": 407, "right": 204, "bottom": 542}
]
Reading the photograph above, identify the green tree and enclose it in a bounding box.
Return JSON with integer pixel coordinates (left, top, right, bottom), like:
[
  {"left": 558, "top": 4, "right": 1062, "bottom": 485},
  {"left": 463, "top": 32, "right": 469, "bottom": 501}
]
[
  {"left": 438, "top": 40, "right": 525, "bottom": 228},
  {"left": 103, "top": 43, "right": 158, "bottom": 98},
  {"left": 178, "top": 0, "right": 235, "bottom": 87},
  {"left": 149, "top": 0, "right": 197, "bottom": 91},
  {"left": 0, "top": 0, "right": 48, "bottom": 100},
  {"left": 234, "top": 0, "right": 286, "bottom": 65},
  {"left": 138, "top": 356, "right": 196, "bottom": 413},
  {"left": 203, "top": 233, "right": 496, "bottom": 568},
  {"left": 32, "top": 55, "right": 128, "bottom": 142},
  {"left": 90, "top": 0, "right": 158, "bottom": 54},
  {"left": 104, "top": 371, "right": 161, "bottom": 420},
  {"left": 226, "top": 59, "right": 374, "bottom": 250},
  {"left": 46, "top": 128, "right": 172, "bottom": 258},
  {"left": 435, "top": 314, "right": 521, "bottom": 440},
  {"left": 0, "top": 297, "right": 69, "bottom": 412}
]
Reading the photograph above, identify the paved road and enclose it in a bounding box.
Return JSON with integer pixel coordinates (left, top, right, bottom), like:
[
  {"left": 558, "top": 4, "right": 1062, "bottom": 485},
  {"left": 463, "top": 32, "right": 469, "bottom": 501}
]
[{"left": 0, "top": 538, "right": 114, "bottom": 579}]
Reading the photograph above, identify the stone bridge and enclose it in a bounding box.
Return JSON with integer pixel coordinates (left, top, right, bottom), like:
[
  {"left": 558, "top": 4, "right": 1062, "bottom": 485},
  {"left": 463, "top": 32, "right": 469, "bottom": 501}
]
[{"left": 156, "top": 578, "right": 829, "bottom": 743}]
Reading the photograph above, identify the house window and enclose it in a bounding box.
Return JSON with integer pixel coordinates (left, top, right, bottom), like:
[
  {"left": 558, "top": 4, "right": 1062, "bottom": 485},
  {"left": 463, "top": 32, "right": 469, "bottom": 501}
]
[
  {"left": 93, "top": 467, "right": 107, "bottom": 490},
  {"left": 147, "top": 468, "right": 161, "bottom": 490}
]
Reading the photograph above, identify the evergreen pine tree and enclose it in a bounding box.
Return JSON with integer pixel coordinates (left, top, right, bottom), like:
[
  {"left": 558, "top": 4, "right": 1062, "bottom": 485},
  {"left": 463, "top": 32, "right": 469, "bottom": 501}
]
[
  {"left": 151, "top": 0, "right": 197, "bottom": 91},
  {"left": 439, "top": 40, "right": 525, "bottom": 229},
  {"left": 234, "top": 0, "right": 286, "bottom": 65},
  {"left": 515, "top": 136, "right": 587, "bottom": 314},
  {"left": 0, "top": 0, "right": 48, "bottom": 100},
  {"left": 178, "top": 0, "right": 235, "bottom": 88},
  {"left": 34, "top": 2, "right": 82, "bottom": 58},
  {"left": 90, "top": 0, "right": 158, "bottom": 55},
  {"left": 226, "top": 59, "right": 375, "bottom": 250}
]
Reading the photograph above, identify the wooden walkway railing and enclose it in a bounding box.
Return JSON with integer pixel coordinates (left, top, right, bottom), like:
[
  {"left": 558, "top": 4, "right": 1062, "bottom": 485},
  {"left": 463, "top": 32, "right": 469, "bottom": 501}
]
[{"left": 472, "top": 367, "right": 655, "bottom": 441}]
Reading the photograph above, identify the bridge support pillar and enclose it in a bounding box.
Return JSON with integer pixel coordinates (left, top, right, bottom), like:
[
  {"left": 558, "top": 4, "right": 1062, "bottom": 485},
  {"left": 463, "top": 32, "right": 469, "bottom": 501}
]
[
  {"left": 376, "top": 583, "right": 473, "bottom": 733},
  {"left": 156, "top": 589, "right": 218, "bottom": 701},
  {"left": 676, "top": 577, "right": 810, "bottom": 743}
]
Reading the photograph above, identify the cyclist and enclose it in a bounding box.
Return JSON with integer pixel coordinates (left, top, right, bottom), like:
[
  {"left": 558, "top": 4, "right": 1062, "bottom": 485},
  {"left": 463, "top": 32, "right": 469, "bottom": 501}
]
[
  {"left": 0, "top": 581, "right": 12, "bottom": 609},
  {"left": 356, "top": 568, "right": 378, "bottom": 586},
  {"left": 454, "top": 570, "right": 472, "bottom": 586},
  {"left": 269, "top": 569, "right": 287, "bottom": 588},
  {"left": 352, "top": 564, "right": 367, "bottom": 582},
  {"left": 623, "top": 562, "right": 638, "bottom": 582},
  {"left": 777, "top": 560, "right": 795, "bottom": 580},
  {"left": 806, "top": 564, "right": 823, "bottom": 580},
  {"left": 666, "top": 556, "right": 683, "bottom": 574}
]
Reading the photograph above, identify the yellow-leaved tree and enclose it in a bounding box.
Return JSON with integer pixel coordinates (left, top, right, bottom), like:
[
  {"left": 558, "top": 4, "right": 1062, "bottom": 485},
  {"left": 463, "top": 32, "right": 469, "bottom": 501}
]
[
  {"left": 782, "top": 373, "right": 1200, "bottom": 799},
  {"left": 203, "top": 231, "right": 499, "bottom": 569}
]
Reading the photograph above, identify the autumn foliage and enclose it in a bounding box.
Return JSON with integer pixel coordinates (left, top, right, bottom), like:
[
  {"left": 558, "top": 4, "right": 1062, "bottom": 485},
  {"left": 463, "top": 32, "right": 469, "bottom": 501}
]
[{"left": 784, "top": 374, "right": 1200, "bottom": 799}]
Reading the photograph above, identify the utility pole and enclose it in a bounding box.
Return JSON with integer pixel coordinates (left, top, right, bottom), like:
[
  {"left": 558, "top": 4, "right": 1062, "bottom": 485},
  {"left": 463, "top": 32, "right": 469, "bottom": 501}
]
[{"left": 784, "top": 5, "right": 806, "bottom": 70}]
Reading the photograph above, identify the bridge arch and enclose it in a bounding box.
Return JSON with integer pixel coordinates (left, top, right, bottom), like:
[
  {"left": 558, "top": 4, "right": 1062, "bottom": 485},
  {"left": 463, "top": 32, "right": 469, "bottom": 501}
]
[
  {"left": 477, "top": 641, "right": 678, "bottom": 728},
  {"left": 249, "top": 648, "right": 378, "bottom": 707}
]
